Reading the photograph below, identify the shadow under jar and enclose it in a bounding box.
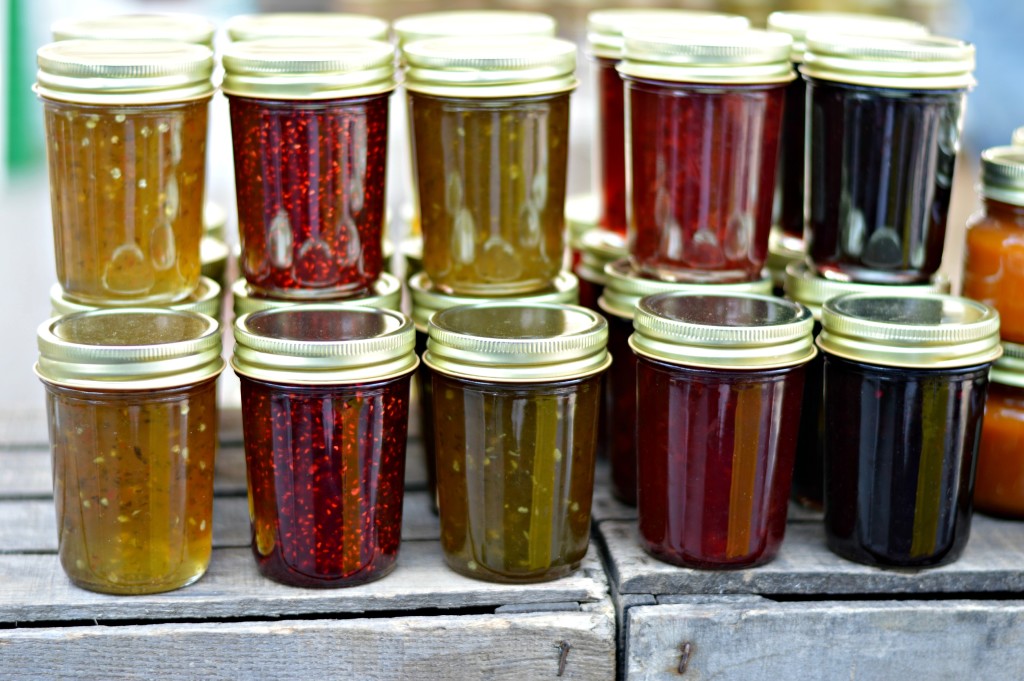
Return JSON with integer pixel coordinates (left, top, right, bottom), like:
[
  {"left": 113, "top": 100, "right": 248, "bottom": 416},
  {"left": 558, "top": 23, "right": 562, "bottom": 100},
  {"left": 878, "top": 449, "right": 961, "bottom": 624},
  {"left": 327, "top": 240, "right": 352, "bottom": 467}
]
[
  {"left": 424, "top": 303, "right": 609, "bottom": 583},
  {"left": 818, "top": 293, "right": 1001, "bottom": 568},
  {"left": 632, "top": 292, "right": 814, "bottom": 569},
  {"left": 36, "top": 40, "right": 213, "bottom": 306},
  {"left": 975, "top": 343, "right": 1024, "bottom": 518},
  {"left": 35, "top": 309, "right": 224, "bottom": 594},
  {"left": 803, "top": 34, "right": 975, "bottom": 283},
  {"left": 222, "top": 37, "right": 396, "bottom": 300}
]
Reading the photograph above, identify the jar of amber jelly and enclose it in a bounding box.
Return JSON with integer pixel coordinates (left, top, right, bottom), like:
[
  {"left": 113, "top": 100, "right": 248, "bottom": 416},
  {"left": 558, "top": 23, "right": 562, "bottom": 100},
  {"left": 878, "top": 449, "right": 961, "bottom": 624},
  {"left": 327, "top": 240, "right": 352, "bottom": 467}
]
[
  {"left": 631, "top": 292, "right": 814, "bottom": 569},
  {"left": 803, "top": 34, "right": 975, "bottom": 283},
  {"left": 222, "top": 37, "right": 396, "bottom": 300},
  {"left": 35, "top": 40, "right": 214, "bottom": 305},
  {"left": 424, "top": 303, "right": 609, "bottom": 582},
  {"left": 232, "top": 306, "right": 418, "bottom": 587},
  {"left": 404, "top": 36, "right": 576, "bottom": 295},
  {"left": 35, "top": 309, "right": 224, "bottom": 594},
  {"left": 975, "top": 342, "right": 1024, "bottom": 518},
  {"left": 818, "top": 293, "right": 1000, "bottom": 568}
]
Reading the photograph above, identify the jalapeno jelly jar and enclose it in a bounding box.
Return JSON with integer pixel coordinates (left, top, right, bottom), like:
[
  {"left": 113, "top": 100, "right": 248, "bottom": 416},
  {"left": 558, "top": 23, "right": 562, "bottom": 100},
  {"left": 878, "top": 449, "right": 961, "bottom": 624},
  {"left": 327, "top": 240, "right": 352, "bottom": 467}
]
[
  {"left": 585, "top": 9, "right": 749, "bottom": 237},
  {"left": 575, "top": 228, "right": 626, "bottom": 314},
  {"left": 36, "top": 40, "right": 213, "bottom": 306},
  {"left": 405, "top": 36, "right": 576, "bottom": 296},
  {"left": 222, "top": 37, "right": 396, "bottom": 300},
  {"left": 51, "top": 275, "right": 222, "bottom": 320},
  {"left": 424, "top": 303, "right": 609, "bottom": 583},
  {"left": 232, "top": 306, "right": 417, "bottom": 587},
  {"left": 619, "top": 29, "right": 793, "bottom": 283},
  {"left": 35, "top": 309, "right": 224, "bottom": 594},
  {"left": 632, "top": 292, "right": 814, "bottom": 569},
  {"left": 818, "top": 293, "right": 1001, "bottom": 568},
  {"left": 233, "top": 271, "right": 402, "bottom": 318},
  {"left": 803, "top": 35, "right": 975, "bottom": 284},
  {"left": 975, "top": 343, "right": 1024, "bottom": 518},
  {"left": 600, "top": 260, "right": 772, "bottom": 505},
  {"left": 226, "top": 13, "right": 390, "bottom": 42}
]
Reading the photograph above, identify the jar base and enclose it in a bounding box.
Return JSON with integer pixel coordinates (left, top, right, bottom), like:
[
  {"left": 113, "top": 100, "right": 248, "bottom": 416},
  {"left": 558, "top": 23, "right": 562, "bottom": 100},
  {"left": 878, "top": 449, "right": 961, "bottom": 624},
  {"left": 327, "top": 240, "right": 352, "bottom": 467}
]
[
  {"left": 813, "top": 263, "right": 934, "bottom": 285},
  {"left": 428, "top": 278, "right": 564, "bottom": 297},
  {"left": 443, "top": 554, "right": 582, "bottom": 584},
  {"left": 825, "top": 536, "right": 965, "bottom": 569},
  {"left": 640, "top": 542, "right": 779, "bottom": 570},
  {"left": 257, "top": 555, "right": 399, "bottom": 588},
  {"left": 244, "top": 282, "right": 376, "bottom": 302},
  {"left": 65, "top": 566, "right": 207, "bottom": 595},
  {"left": 631, "top": 262, "right": 763, "bottom": 285},
  {"left": 61, "top": 287, "right": 197, "bottom": 307}
]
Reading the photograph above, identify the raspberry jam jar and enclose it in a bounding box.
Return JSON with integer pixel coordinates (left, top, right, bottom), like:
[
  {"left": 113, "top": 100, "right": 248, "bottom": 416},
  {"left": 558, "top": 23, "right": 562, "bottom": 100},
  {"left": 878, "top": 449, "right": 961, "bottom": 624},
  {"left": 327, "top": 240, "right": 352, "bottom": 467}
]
[
  {"left": 35, "top": 309, "right": 224, "bottom": 594},
  {"left": 803, "top": 35, "right": 975, "bottom": 283},
  {"left": 975, "top": 343, "right": 1024, "bottom": 518},
  {"left": 232, "top": 306, "right": 418, "bottom": 587},
  {"left": 232, "top": 271, "right": 402, "bottom": 318},
  {"left": 619, "top": 29, "right": 793, "bottom": 283},
  {"left": 599, "top": 259, "right": 771, "bottom": 505},
  {"left": 585, "top": 9, "right": 749, "bottom": 236},
  {"left": 36, "top": 40, "right": 213, "bottom": 305},
  {"left": 225, "top": 12, "right": 389, "bottom": 42},
  {"left": 222, "top": 37, "right": 396, "bottom": 299},
  {"left": 818, "top": 293, "right": 1000, "bottom": 568},
  {"left": 632, "top": 292, "right": 814, "bottom": 569},
  {"left": 425, "top": 303, "right": 609, "bottom": 582}
]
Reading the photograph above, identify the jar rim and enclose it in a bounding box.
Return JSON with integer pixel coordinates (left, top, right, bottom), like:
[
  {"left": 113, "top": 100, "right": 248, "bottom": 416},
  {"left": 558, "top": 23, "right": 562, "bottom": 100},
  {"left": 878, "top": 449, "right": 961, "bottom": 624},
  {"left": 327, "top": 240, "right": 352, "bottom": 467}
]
[
  {"left": 766, "top": 11, "right": 928, "bottom": 63},
  {"left": 586, "top": 9, "right": 749, "bottom": 59},
  {"left": 51, "top": 13, "right": 216, "bottom": 47},
  {"left": 226, "top": 12, "right": 390, "bottom": 43},
  {"left": 232, "top": 272, "right": 402, "bottom": 317},
  {"left": 395, "top": 10, "right": 556, "bottom": 48}
]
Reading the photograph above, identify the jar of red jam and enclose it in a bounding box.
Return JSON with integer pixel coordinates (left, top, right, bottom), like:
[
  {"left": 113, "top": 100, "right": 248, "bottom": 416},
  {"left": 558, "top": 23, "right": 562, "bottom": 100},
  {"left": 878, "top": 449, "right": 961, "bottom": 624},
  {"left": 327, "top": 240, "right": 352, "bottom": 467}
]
[
  {"left": 232, "top": 306, "right": 418, "bottom": 587},
  {"left": 585, "top": 9, "right": 749, "bottom": 236},
  {"left": 632, "top": 292, "right": 814, "bottom": 569},
  {"left": 803, "top": 35, "right": 975, "bottom": 283},
  {"left": 51, "top": 275, "right": 222, "bottom": 320},
  {"left": 618, "top": 29, "right": 793, "bottom": 283},
  {"left": 425, "top": 303, "right": 609, "bottom": 582},
  {"left": 35, "top": 309, "right": 224, "bottom": 594},
  {"left": 975, "top": 342, "right": 1024, "bottom": 518},
  {"left": 818, "top": 293, "right": 1000, "bottom": 568},
  {"left": 226, "top": 12, "right": 390, "bottom": 42},
  {"left": 232, "top": 271, "right": 402, "bottom": 318},
  {"left": 575, "top": 228, "right": 626, "bottom": 314},
  {"left": 599, "top": 259, "right": 771, "bottom": 505},
  {"left": 222, "top": 37, "right": 396, "bottom": 300}
]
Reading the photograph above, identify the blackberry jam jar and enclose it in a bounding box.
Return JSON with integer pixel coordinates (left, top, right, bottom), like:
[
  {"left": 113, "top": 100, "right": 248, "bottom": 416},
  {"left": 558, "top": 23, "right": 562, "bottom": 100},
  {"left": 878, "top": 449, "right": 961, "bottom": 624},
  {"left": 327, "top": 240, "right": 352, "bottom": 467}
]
[
  {"left": 232, "top": 306, "right": 418, "bottom": 587},
  {"left": 222, "top": 37, "right": 396, "bottom": 299},
  {"left": 818, "top": 293, "right": 1000, "bottom": 568},
  {"left": 632, "top": 293, "right": 814, "bottom": 569},
  {"left": 425, "top": 303, "right": 609, "bottom": 583},
  {"left": 975, "top": 343, "right": 1024, "bottom": 518},
  {"left": 803, "top": 35, "right": 975, "bottom": 283}
]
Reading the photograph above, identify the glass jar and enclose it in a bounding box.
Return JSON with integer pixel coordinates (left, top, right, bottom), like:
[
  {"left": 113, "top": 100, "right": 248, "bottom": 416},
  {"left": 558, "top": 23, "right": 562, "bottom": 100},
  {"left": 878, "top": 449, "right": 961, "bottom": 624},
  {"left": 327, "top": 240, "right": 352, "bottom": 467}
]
[
  {"left": 35, "top": 309, "right": 224, "bottom": 594},
  {"left": 233, "top": 271, "right": 402, "bottom": 318},
  {"left": 36, "top": 40, "right": 213, "bottom": 305},
  {"left": 599, "top": 259, "right": 771, "bottom": 505},
  {"left": 818, "top": 293, "right": 1000, "bottom": 568},
  {"left": 232, "top": 306, "right": 418, "bottom": 587},
  {"left": 226, "top": 13, "right": 390, "bottom": 42},
  {"left": 585, "top": 9, "right": 749, "bottom": 237},
  {"left": 976, "top": 343, "right": 1024, "bottom": 518},
  {"left": 766, "top": 229, "right": 803, "bottom": 297},
  {"left": 765, "top": 12, "right": 928, "bottom": 252},
  {"left": 632, "top": 292, "right": 814, "bottom": 569},
  {"left": 424, "top": 303, "right": 609, "bottom": 582},
  {"left": 619, "top": 29, "right": 793, "bottom": 283},
  {"left": 51, "top": 275, "right": 222, "bottom": 320},
  {"left": 963, "top": 147, "right": 1024, "bottom": 343},
  {"left": 575, "top": 228, "right": 626, "bottom": 314},
  {"left": 405, "top": 36, "right": 575, "bottom": 295},
  {"left": 222, "top": 37, "right": 396, "bottom": 300},
  {"left": 51, "top": 13, "right": 215, "bottom": 47},
  {"left": 803, "top": 35, "right": 975, "bottom": 283}
]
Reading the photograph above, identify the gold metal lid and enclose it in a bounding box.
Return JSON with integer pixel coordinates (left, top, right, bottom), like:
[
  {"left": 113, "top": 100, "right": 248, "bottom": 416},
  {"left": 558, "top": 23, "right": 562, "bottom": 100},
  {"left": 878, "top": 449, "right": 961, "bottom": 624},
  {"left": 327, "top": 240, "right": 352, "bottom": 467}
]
[
  {"left": 51, "top": 276, "right": 222, "bottom": 319},
  {"left": 586, "top": 9, "right": 749, "bottom": 59},
  {"left": 600, "top": 258, "right": 772, "bottom": 321},
  {"left": 766, "top": 229, "right": 804, "bottom": 290},
  {"left": 226, "top": 13, "right": 390, "bottom": 43},
  {"left": 51, "top": 13, "right": 216, "bottom": 48},
  {"left": 980, "top": 146, "right": 1024, "bottom": 207},
  {"left": 766, "top": 11, "right": 927, "bottom": 63},
  {"left": 233, "top": 306, "right": 417, "bottom": 385},
  {"left": 203, "top": 201, "right": 227, "bottom": 240},
  {"left": 784, "top": 261, "right": 949, "bottom": 321},
  {"left": 403, "top": 36, "right": 577, "bottom": 98},
  {"left": 200, "top": 236, "right": 230, "bottom": 284},
  {"left": 1014, "top": 126, "right": 1024, "bottom": 147},
  {"left": 36, "top": 308, "right": 224, "bottom": 390},
  {"left": 618, "top": 29, "right": 795, "bottom": 85},
  {"left": 232, "top": 272, "right": 402, "bottom": 317},
  {"left": 991, "top": 341, "right": 1024, "bottom": 388},
  {"left": 36, "top": 39, "right": 213, "bottom": 105},
  {"left": 575, "top": 228, "right": 627, "bottom": 287},
  {"left": 630, "top": 292, "right": 815, "bottom": 370},
  {"left": 566, "top": 193, "right": 599, "bottom": 248},
  {"left": 222, "top": 37, "right": 396, "bottom": 100},
  {"left": 409, "top": 270, "right": 578, "bottom": 332},
  {"left": 395, "top": 10, "right": 556, "bottom": 49},
  {"left": 818, "top": 293, "right": 1002, "bottom": 369},
  {"left": 424, "top": 302, "right": 610, "bottom": 383},
  {"left": 802, "top": 33, "right": 975, "bottom": 90}
]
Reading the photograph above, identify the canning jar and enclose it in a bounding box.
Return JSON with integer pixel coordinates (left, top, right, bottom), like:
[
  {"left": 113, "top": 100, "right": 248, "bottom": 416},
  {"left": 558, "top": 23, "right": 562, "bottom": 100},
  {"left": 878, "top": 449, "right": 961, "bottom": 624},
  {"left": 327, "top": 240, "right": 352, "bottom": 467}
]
[
  {"left": 36, "top": 40, "right": 213, "bottom": 305},
  {"left": 619, "top": 29, "right": 793, "bottom": 283},
  {"left": 585, "top": 9, "right": 749, "bottom": 236},
  {"left": 232, "top": 306, "right": 418, "bottom": 587},
  {"left": 226, "top": 13, "right": 390, "bottom": 42},
  {"left": 35, "top": 309, "right": 224, "bottom": 594},
  {"left": 975, "top": 343, "right": 1024, "bottom": 518},
  {"left": 575, "top": 227, "right": 626, "bottom": 314},
  {"left": 222, "top": 37, "right": 396, "bottom": 299},
  {"left": 803, "top": 35, "right": 975, "bottom": 283},
  {"left": 51, "top": 275, "right": 222, "bottom": 320},
  {"left": 424, "top": 303, "right": 609, "bottom": 582},
  {"left": 818, "top": 293, "right": 1000, "bottom": 568},
  {"left": 599, "top": 260, "right": 771, "bottom": 505},
  {"left": 405, "top": 36, "right": 575, "bottom": 295},
  {"left": 233, "top": 271, "right": 402, "bottom": 318},
  {"left": 632, "top": 292, "right": 814, "bottom": 569},
  {"left": 963, "top": 147, "right": 1024, "bottom": 343}
]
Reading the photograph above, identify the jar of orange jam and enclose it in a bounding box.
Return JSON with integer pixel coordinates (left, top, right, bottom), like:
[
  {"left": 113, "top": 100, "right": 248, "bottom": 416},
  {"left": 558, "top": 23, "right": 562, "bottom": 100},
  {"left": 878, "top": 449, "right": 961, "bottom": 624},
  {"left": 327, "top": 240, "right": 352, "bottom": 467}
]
[{"left": 976, "top": 342, "right": 1024, "bottom": 518}]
